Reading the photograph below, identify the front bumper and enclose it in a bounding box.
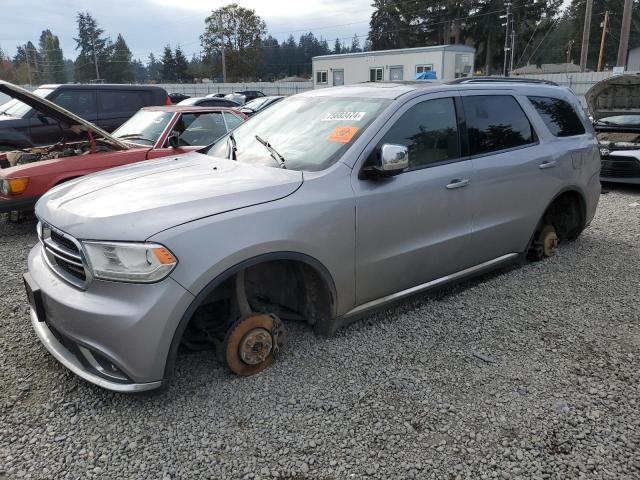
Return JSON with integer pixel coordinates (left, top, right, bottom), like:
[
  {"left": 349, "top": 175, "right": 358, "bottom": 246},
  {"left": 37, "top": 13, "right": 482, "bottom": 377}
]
[
  {"left": 27, "top": 243, "right": 195, "bottom": 391},
  {"left": 600, "top": 152, "right": 640, "bottom": 184},
  {"left": 0, "top": 195, "right": 38, "bottom": 213}
]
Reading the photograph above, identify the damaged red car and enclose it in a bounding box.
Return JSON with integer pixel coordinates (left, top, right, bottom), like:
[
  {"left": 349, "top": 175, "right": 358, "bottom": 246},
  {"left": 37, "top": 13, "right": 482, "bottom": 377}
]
[{"left": 0, "top": 81, "right": 247, "bottom": 214}]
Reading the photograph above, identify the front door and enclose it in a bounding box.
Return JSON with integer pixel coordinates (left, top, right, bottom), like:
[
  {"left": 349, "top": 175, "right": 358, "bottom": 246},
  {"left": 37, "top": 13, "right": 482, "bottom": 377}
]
[
  {"left": 352, "top": 93, "right": 475, "bottom": 305},
  {"left": 333, "top": 70, "right": 344, "bottom": 86}
]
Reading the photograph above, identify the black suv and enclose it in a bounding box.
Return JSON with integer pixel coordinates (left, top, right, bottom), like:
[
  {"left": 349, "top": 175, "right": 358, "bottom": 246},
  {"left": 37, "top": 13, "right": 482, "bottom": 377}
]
[
  {"left": 0, "top": 84, "right": 169, "bottom": 150},
  {"left": 236, "top": 90, "right": 265, "bottom": 102}
]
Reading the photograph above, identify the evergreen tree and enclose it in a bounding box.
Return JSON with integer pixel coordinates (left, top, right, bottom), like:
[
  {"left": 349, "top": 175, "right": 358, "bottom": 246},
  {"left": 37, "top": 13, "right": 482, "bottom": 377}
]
[
  {"left": 73, "top": 11, "right": 111, "bottom": 82},
  {"left": 160, "top": 45, "right": 176, "bottom": 82},
  {"left": 13, "top": 41, "right": 40, "bottom": 84},
  {"left": 147, "top": 53, "right": 161, "bottom": 82},
  {"left": 350, "top": 34, "right": 362, "bottom": 53},
  {"left": 38, "top": 30, "right": 65, "bottom": 83},
  {"left": 174, "top": 45, "right": 190, "bottom": 82},
  {"left": 106, "top": 34, "right": 133, "bottom": 83},
  {"left": 334, "top": 38, "right": 342, "bottom": 54},
  {"left": 131, "top": 59, "right": 148, "bottom": 83}
]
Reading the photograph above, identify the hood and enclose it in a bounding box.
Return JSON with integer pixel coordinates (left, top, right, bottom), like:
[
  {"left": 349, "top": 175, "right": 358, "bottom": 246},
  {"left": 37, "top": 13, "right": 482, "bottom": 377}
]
[
  {"left": 586, "top": 74, "right": 640, "bottom": 121},
  {"left": 0, "top": 81, "right": 128, "bottom": 150},
  {"left": 35, "top": 152, "right": 303, "bottom": 241}
]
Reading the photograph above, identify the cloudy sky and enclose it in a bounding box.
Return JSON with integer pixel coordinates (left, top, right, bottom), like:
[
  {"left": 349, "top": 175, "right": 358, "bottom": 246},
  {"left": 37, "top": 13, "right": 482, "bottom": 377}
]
[{"left": 1, "top": 0, "right": 374, "bottom": 61}]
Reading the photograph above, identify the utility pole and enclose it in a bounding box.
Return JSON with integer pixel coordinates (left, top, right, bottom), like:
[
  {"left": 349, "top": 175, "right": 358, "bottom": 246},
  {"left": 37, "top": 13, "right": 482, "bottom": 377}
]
[
  {"left": 597, "top": 11, "right": 609, "bottom": 72},
  {"left": 502, "top": 2, "right": 513, "bottom": 76},
  {"left": 25, "top": 46, "right": 32, "bottom": 85},
  {"left": 579, "top": 0, "right": 593, "bottom": 72},
  {"left": 616, "top": 0, "right": 633, "bottom": 68},
  {"left": 218, "top": 14, "right": 227, "bottom": 83},
  {"left": 91, "top": 32, "right": 100, "bottom": 82},
  {"left": 509, "top": 24, "right": 516, "bottom": 75}
]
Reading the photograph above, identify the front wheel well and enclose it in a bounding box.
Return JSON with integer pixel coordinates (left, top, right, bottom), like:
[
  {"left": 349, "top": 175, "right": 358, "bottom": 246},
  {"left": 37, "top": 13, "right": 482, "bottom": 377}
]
[{"left": 164, "top": 255, "right": 336, "bottom": 379}]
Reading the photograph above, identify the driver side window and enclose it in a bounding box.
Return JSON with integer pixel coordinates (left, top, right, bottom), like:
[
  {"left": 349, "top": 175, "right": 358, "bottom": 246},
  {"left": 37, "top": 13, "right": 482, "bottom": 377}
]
[
  {"left": 369, "top": 97, "right": 461, "bottom": 169},
  {"left": 167, "top": 112, "right": 227, "bottom": 147}
]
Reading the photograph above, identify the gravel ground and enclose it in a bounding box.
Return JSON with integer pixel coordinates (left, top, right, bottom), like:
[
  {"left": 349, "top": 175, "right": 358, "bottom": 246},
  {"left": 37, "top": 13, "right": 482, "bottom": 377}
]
[{"left": 1, "top": 185, "right": 639, "bottom": 480}]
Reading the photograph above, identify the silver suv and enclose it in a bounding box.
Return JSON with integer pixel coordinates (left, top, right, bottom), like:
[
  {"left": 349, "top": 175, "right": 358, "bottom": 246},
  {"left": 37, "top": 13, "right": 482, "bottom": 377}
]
[{"left": 25, "top": 79, "right": 601, "bottom": 392}]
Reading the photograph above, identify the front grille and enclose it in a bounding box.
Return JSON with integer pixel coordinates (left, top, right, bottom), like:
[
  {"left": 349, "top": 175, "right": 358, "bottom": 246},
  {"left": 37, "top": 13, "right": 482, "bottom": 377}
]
[
  {"left": 601, "top": 155, "right": 640, "bottom": 179},
  {"left": 39, "top": 222, "right": 88, "bottom": 288}
]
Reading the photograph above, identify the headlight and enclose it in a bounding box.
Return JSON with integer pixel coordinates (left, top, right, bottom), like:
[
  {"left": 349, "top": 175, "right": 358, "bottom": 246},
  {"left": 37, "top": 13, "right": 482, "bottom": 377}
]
[
  {"left": 82, "top": 241, "right": 178, "bottom": 283},
  {"left": 1, "top": 177, "right": 29, "bottom": 196}
]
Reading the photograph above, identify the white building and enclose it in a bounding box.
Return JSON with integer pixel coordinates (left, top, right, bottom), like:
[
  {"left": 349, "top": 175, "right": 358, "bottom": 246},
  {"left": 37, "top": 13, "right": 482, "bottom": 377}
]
[{"left": 312, "top": 45, "right": 475, "bottom": 88}]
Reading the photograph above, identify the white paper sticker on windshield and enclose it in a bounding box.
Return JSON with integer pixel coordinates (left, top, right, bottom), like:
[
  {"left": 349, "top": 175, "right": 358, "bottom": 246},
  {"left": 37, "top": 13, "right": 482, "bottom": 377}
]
[{"left": 322, "top": 111, "right": 366, "bottom": 122}]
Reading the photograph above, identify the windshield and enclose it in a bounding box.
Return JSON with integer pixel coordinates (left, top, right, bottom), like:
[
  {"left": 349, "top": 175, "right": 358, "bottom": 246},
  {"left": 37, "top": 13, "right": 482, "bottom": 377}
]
[
  {"left": 2, "top": 88, "right": 54, "bottom": 117},
  {"left": 112, "top": 110, "right": 174, "bottom": 145},
  {"left": 597, "top": 115, "right": 640, "bottom": 127},
  {"left": 207, "top": 96, "right": 390, "bottom": 171}
]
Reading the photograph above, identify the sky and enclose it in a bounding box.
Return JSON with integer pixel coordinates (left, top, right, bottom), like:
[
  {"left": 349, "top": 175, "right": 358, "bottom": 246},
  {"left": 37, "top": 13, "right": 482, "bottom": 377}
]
[{"left": 0, "top": 0, "right": 375, "bottom": 62}]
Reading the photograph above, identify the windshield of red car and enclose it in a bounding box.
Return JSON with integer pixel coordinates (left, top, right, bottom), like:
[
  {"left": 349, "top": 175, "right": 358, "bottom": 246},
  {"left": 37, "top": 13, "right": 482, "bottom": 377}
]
[{"left": 113, "top": 110, "right": 174, "bottom": 146}]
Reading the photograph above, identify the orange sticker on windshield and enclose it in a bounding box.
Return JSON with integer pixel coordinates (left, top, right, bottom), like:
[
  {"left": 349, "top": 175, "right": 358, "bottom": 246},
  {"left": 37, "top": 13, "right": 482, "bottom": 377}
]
[{"left": 327, "top": 125, "right": 359, "bottom": 144}]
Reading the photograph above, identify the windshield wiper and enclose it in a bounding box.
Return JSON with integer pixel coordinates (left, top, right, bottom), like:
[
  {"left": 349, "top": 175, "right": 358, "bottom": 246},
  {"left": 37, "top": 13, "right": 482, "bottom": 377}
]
[
  {"left": 255, "top": 135, "right": 286, "bottom": 169},
  {"left": 117, "top": 133, "right": 156, "bottom": 143}
]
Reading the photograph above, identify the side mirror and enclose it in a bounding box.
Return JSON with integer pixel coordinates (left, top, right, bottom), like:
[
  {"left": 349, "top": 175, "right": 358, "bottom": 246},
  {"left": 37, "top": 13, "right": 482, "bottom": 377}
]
[
  {"left": 363, "top": 144, "right": 409, "bottom": 178},
  {"left": 167, "top": 131, "right": 180, "bottom": 148}
]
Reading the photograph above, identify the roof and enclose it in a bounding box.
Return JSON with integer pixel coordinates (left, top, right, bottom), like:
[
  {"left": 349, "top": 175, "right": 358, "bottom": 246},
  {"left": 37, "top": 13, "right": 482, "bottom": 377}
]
[
  {"left": 38, "top": 83, "right": 167, "bottom": 91},
  {"left": 313, "top": 44, "right": 475, "bottom": 61},
  {"left": 141, "top": 105, "right": 241, "bottom": 113},
  {"left": 300, "top": 77, "right": 569, "bottom": 100}
]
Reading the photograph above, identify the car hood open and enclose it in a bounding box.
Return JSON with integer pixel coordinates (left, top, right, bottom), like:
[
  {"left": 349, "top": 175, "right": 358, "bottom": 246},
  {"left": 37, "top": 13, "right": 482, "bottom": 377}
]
[
  {"left": 0, "top": 80, "right": 128, "bottom": 150},
  {"left": 35, "top": 152, "right": 303, "bottom": 241},
  {"left": 586, "top": 74, "right": 640, "bottom": 121}
]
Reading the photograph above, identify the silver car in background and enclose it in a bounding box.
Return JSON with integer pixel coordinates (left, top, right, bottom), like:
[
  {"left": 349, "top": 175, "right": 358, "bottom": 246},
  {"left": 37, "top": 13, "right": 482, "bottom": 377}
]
[{"left": 25, "top": 78, "right": 601, "bottom": 392}]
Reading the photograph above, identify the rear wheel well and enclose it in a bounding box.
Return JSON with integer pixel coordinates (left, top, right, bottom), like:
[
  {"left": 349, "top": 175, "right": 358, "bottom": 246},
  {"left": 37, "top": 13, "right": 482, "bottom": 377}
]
[{"left": 541, "top": 190, "right": 586, "bottom": 241}]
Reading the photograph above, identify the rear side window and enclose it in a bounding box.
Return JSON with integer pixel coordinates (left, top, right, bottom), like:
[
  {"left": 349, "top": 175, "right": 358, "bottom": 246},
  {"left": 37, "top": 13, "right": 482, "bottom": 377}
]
[
  {"left": 528, "top": 96, "right": 586, "bottom": 137},
  {"left": 51, "top": 90, "right": 97, "bottom": 117},
  {"left": 98, "top": 90, "right": 153, "bottom": 115},
  {"left": 375, "top": 97, "right": 460, "bottom": 169},
  {"left": 462, "top": 95, "right": 535, "bottom": 156}
]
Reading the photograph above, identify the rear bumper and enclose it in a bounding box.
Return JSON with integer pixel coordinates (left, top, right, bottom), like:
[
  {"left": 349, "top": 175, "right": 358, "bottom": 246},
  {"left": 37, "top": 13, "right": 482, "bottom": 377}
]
[{"left": 0, "top": 195, "right": 38, "bottom": 213}]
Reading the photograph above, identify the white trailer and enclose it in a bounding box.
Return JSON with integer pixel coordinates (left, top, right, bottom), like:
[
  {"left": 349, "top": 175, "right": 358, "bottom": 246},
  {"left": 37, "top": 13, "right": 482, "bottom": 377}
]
[{"left": 312, "top": 45, "right": 475, "bottom": 88}]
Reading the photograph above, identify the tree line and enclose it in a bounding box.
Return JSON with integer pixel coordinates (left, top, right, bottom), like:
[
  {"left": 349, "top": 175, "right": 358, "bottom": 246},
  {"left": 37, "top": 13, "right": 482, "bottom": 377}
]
[{"left": 0, "top": 1, "right": 638, "bottom": 85}]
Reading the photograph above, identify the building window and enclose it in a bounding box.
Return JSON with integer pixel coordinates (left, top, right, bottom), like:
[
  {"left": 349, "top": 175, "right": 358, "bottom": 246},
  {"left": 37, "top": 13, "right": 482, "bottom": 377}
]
[
  {"left": 369, "top": 67, "right": 383, "bottom": 82},
  {"left": 415, "top": 64, "right": 434, "bottom": 75},
  {"left": 316, "top": 70, "right": 328, "bottom": 85}
]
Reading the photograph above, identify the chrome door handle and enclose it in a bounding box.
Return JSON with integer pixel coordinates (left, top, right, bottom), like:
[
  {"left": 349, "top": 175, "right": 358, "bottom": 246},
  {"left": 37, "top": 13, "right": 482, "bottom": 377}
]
[
  {"left": 446, "top": 178, "right": 470, "bottom": 189},
  {"left": 539, "top": 160, "right": 557, "bottom": 169}
]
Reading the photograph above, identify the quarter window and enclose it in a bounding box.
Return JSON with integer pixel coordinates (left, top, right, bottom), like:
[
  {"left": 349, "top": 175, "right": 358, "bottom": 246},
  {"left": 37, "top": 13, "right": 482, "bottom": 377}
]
[
  {"left": 223, "top": 111, "right": 243, "bottom": 130},
  {"left": 528, "top": 96, "right": 586, "bottom": 137},
  {"left": 98, "top": 90, "right": 151, "bottom": 115},
  {"left": 462, "top": 95, "right": 535, "bottom": 156},
  {"left": 369, "top": 68, "right": 383, "bottom": 82},
  {"left": 316, "top": 70, "right": 328, "bottom": 84},
  {"left": 51, "top": 90, "right": 96, "bottom": 117},
  {"left": 373, "top": 97, "right": 460, "bottom": 169}
]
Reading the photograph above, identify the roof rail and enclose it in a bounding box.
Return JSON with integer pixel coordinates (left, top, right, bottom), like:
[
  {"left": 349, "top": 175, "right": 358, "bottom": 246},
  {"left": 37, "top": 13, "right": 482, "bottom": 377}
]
[{"left": 448, "top": 76, "right": 559, "bottom": 86}]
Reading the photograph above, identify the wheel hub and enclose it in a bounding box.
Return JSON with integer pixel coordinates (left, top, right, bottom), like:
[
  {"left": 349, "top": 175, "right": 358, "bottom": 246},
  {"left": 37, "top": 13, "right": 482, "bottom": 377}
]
[{"left": 239, "top": 328, "right": 273, "bottom": 365}]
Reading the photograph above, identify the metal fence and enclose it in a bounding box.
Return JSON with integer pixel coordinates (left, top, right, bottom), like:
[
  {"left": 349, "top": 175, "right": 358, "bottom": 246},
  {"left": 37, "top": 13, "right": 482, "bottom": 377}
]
[
  {"left": 157, "top": 82, "right": 314, "bottom": 97},
  {"left": 512, "top": 71, "right": 640, "bottom": 107}
]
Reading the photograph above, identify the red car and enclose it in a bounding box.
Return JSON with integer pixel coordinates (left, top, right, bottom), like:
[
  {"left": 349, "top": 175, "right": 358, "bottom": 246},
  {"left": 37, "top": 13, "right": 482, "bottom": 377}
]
[{"left": 0, "top": 81, "right": 247, "bottom": 213}]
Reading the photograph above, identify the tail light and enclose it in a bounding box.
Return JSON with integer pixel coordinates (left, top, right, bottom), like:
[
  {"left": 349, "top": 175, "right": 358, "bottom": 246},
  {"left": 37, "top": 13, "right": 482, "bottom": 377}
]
[{"left": 165, "top": 96, "right": 172, "bottom": 105}]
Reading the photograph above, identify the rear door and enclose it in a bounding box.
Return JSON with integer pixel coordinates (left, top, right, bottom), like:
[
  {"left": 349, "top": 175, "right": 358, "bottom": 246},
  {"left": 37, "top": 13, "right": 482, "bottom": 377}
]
[
  {"left": 459, "top": 91, "right": 561, "bottom": 263},
  {"left": 97, "top": 90, "right": 150, "bottom": 132}
]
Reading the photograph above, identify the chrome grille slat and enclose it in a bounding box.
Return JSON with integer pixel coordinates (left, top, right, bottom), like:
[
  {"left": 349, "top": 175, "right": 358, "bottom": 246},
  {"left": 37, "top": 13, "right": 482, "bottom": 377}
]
[{"left": 38, "top": 221, "right": 89, "bottom": 289}]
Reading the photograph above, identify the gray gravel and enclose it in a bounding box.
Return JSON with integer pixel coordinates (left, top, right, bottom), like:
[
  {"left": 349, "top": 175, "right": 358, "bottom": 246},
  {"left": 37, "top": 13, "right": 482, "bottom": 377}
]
[{"left": 1, "top": 185, "right": 639, "bottom": 480}]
